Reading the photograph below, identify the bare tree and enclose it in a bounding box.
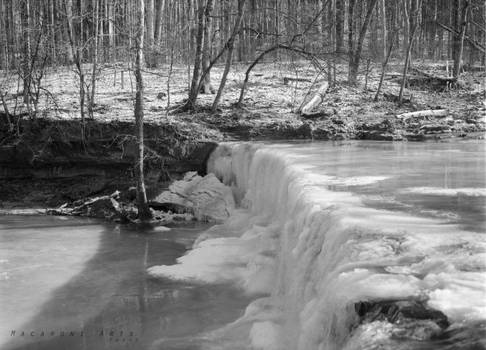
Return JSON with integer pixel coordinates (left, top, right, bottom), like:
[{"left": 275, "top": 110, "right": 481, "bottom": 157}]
[
  {"left": 211, "top": 0, "right": 246, "bottom": 112},
  {"left": 186, "top": 0, "right": 206, "bottom": 109},
  {"left": 453, "top": 0, "right": 470, "bottom": 78},
  {"left": 399, "top": 0, "right": 421, "bottom": 104},
  {"left": 335, "top": 0, "right": 345, "bottom": 54},
  {"left": 348, "top": 0, "right": 379, "bottom": 84},
  {"left": 375, "top": 10, "right": 398, "bottom": 101},
  {"left": 134, "top": 0, "right": 152, "bottom": 221},
  {"left": 20, "top": 0, "right": 31, "bottom": 111},
  {"left": 64, "top": 0, "right": 86, "bottom": 125},
  {"left": 380, "top": 0, "right": 387, "bottom": 60},
  {"left": 201, "top": 0, "right": 215, "bottom": 94},
  {"left": 88, "top": 0, "right": 99, "bottom": 118},
  {"left": 107, "top": 0, "right": 114, "bottom": 60},
  {"left": 146, "top": 0, "right": 156, "bottom": 66}
]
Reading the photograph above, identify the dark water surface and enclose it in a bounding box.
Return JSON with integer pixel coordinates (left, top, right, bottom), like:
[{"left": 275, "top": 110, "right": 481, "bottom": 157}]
[{"left": 0, "top": 217, "right": 250, "bottom": 350}]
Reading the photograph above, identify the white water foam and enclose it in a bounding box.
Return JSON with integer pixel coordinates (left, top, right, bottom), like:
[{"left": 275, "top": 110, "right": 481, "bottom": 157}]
[{"left": 148, "top": 143, "right": 486, "bottom": 349}]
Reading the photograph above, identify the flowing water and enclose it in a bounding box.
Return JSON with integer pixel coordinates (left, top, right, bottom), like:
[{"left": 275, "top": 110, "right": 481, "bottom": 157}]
[
  {"left": 1, "top": 140, "right": 485, "bottom": 350},
  {"left": 149, "top": 140, "right": 486, "bottom": 350}
]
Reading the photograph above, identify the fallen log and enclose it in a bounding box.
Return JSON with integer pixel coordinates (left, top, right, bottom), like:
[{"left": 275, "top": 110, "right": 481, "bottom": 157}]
[
  {"left": 301, "top": 82, "right": 329, "bottom": 116},
  {"left": 283, "top": 77, "right": 312, "bottom": 85},
  {"left": 397, "top": 109, "right": 448, "bottom": 120}
]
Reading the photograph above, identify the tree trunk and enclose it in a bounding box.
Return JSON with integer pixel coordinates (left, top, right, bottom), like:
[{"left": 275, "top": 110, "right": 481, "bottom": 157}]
[
  {"left": 0, "top": 0, "right": 7, "bottom": 69},
  {"left": 50, "top": 0, "right": 57, "bottom": 64},
  {"left": 430, "top": 0, "right": 438, "bottom": 59},
  {"left": 107, "top": 0, "right": 114, "bottom": 60},
  {"left": 348, "top": 0, "right": 379, "bottom": 84},
  {"left": 154, "top": 0, "right": 164, "bottom": 45},
  {"left": 186, "top": 0, "right": 205, "bottom": 108},
  {"left": 402, "top": 0, "right": 410, "bottom": 55},
  {"left": 453, "top": 0, "right": 469, "bottom": 78},
  {"left": 89, "top": 0, "right": 99, "bottom": 118},
  {"left": 211, "top": 0, "right": 246, "bottom": 112},
  {"left": 201, "top": 0, "right": 215, "bottom": 94},
  {"left": 64, "top": 0, "right": 86, "bottom": 142},
  {"left": 375, "top": 23, "right": 397, "bottom": 100},
  {"left": 335, "top": 0, "right": 344, "bottom": 54},
  {"left": 20, "top": 0, "right": 31, "bottom": 110},
  {"left": 399, "top": 0, "right": 420, "bottom": 104},
  {"left": 347, "top": 0, "right": 356, "bottom": 63},
  {"left": 369, "top": 6, "right": 378, "bottom": 58},
  {"left": 380, "top": 0, "right": 387, "bottom": 60},
  {"left": 146, "top": 0, "right": 155, "bottom": 66},
  {"left": 64, "top": 0, "right": 74, "bottom": 63},
  {"left": 409, "top": 0, "right": 417, "bottom": 55},
  {"left": 134, "top": 0, "right": 152, "bottom": 221}
]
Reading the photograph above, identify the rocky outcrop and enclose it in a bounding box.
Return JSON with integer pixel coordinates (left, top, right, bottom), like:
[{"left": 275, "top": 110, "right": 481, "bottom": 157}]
[
  {"left": 150, "top": 171, "right": 235, "bottom": 222},
  {"left": 354, "top": 299, "right": 449, "bottom": 341}
]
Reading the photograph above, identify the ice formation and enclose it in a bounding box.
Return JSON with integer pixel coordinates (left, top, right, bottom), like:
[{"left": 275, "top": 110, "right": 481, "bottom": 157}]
[{"left": 148, "top": 143, "right": 486, "bottom": 349}]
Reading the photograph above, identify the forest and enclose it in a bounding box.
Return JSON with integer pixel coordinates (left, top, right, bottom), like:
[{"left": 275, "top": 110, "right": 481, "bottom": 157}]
[{"left": 0, "top": 0, "right": 485, "bottom": 219}]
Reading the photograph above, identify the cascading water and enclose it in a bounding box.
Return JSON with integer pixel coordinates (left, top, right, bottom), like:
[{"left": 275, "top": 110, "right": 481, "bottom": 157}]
[{"left": 148, "top": 141, "right": 486, "bottom": 350}]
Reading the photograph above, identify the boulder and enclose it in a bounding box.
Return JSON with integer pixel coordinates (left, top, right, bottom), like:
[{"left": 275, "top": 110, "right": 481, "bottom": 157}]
[
  {"left": 354, "top": 299, "right": 449, "bottom": 341},
  {"left": 151, "top": 171, "right": 235, "bottom": 222}
]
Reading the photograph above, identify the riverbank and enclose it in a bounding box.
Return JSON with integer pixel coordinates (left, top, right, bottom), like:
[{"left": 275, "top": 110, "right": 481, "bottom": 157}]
[{"left": 0, "top": 60, "right": 484, "bottom": 210}]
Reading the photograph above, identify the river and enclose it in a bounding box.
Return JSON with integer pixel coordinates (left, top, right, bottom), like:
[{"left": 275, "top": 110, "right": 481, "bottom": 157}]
[
  {"left": 1, "top": 140, "right": 485, "bottom": 350},
  {"left": 0, "top": 218, "right": 251, "bottom": 350}
]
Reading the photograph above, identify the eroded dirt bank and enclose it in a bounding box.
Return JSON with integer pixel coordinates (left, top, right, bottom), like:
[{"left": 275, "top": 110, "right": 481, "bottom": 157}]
[{"left": 0, "top": 117, "right": 218, "bottom": 208}]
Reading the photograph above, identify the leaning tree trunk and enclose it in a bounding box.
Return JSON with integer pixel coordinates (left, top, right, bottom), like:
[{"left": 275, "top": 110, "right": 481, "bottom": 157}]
[
  {"left": 134, "top": 0, "right": 152, "bottom": 221},
  {"left": 348, "top": 0, "right": 379, "bottom": 84},
  {"left": 211, "top": 0, "right": 246, "bottom": 112},
  {"left": 375, "top": 29, "right": 397, "bottom": 100}
]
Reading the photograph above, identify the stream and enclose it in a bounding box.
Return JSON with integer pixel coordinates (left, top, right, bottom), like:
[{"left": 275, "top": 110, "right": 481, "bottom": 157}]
[
  {"left": 0, "top": 218, "right": 251, "bottom": 350},
  {"left": 1, "top": 140, "right": 485, "bottom": 350}
]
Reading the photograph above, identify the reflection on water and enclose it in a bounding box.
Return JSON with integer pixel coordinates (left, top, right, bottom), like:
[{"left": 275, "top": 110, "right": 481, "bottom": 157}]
[{"left": 0, "top": 217, "right": 251, "bottom": 350}]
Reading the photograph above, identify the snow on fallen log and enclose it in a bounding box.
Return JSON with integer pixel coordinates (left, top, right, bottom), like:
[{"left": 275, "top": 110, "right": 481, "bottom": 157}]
[
  {"left": 301, "top": 82, "right": 329, "bottom": 116},
  {"left": 396, "top": 109, "right": 448, "bottom": 120},
  {"left": 283, "top": 77, "right": 312, "bottom": 85}
]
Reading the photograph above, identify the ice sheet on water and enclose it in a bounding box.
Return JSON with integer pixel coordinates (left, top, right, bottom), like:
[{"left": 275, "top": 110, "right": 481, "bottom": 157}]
[{"left": 401, "top": 187, "right": 486, "bottom": 197}]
